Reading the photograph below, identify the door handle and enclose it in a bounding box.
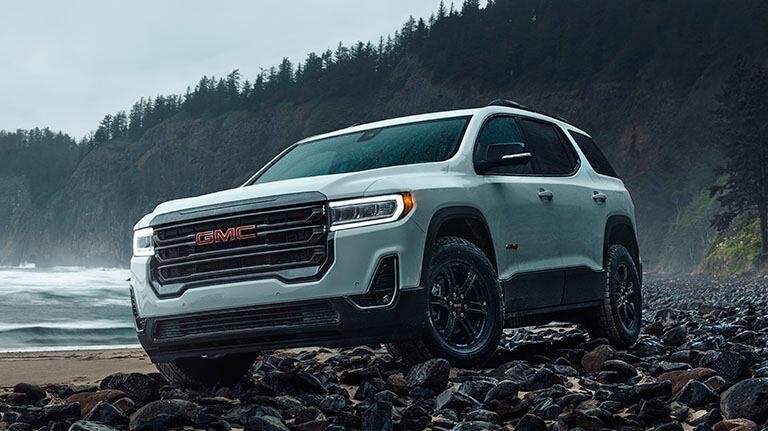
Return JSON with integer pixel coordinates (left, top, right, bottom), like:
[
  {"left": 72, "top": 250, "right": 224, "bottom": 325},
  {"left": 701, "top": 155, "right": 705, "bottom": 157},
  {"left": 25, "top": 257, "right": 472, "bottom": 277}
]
[
  {"left": 592, "top": 191, "right": 608, "bottom": 203},
  {"left": 538, "top": 189, "right": 554, "bottom": 201}
]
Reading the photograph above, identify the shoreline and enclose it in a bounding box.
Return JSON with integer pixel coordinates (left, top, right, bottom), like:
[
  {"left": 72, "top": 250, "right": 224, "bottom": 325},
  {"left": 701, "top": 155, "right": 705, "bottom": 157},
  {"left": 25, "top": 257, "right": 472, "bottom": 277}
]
[
  {"left": 0, "top": 348, "right": 154, "bottom": 389},
  {"left": 0, "top": 344, "right": 141, "bottom": 354}
]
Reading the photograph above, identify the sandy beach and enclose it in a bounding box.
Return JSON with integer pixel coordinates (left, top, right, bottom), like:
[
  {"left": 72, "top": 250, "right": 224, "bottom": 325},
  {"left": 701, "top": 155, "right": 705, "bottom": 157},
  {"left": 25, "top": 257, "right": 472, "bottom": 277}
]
[{"left": 0, "top": 349, "right": 155, "bottom": 389}]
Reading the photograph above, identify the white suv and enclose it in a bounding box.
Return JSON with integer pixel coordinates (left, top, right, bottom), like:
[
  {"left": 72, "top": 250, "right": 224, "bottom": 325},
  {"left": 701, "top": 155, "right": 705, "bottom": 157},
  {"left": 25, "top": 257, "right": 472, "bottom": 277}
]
[{"left": 130, "top": 100, "right": 642, "bottom": 387}]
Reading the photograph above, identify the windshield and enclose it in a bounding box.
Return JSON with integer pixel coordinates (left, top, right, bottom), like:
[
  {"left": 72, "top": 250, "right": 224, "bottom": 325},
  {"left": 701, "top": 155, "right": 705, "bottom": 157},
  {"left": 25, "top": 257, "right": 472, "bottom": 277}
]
[{"left": 250, "top": 116, "right": 470, "bottom": 185}]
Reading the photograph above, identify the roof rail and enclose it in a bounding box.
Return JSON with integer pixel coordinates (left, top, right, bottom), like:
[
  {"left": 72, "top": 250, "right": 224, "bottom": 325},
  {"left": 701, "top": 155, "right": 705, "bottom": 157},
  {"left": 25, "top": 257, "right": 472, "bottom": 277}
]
[{"left": 487, "top": 99, "right": 571, "bottom": 124}]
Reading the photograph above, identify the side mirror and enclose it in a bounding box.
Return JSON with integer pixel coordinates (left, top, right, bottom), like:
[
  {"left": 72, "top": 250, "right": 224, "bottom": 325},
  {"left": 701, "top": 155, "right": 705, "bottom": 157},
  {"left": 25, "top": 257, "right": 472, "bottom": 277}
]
[{"left": 476, "top": 142, "right": 532, "bottom": 174}]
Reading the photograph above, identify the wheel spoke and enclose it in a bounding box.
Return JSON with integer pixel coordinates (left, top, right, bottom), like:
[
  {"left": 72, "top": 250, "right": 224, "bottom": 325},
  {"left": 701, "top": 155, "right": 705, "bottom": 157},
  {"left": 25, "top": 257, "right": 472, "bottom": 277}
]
[
  {"left": 465, "top": 301, "right": 487, "bottom": 316},
  {"left": 457, "top": 316, "right": 475, "bottom": 341},
  {"left": 457, "top": 271, "right": 478, "bottom": 295},
  {"left": 442, "top": 314, "right": 457, "bottom": 338},
  {"left": 430, "top": 297, "right": 450, "bottom": 311}
]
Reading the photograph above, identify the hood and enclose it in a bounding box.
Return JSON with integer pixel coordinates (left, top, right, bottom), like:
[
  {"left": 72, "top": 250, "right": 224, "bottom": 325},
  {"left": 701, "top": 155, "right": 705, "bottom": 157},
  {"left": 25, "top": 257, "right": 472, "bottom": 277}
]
[
  {"left": 135, "top": 172, "right": 376, "bottom": 229},
  {"left": 134, "top": 163, "right": 451, "bottom": 230}
]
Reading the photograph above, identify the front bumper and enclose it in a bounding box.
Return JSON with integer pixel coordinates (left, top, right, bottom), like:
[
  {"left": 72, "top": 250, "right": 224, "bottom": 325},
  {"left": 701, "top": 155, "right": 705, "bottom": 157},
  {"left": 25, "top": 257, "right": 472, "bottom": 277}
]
[
  {"left": 130, "top": 216, "right": 428, "bottom": 362},
  {"left": 136, "top": 287, "right": 427, "bottom": 362}
]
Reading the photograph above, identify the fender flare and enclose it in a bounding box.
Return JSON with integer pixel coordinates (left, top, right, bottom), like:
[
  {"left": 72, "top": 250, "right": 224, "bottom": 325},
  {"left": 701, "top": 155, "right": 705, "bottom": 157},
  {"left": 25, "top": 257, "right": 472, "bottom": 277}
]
[
  {"left": 419, "top": 206, "right": 498, "bottom": 287},
  {"left": 603, "top": 214, "right": 640, "bottom": 273}
]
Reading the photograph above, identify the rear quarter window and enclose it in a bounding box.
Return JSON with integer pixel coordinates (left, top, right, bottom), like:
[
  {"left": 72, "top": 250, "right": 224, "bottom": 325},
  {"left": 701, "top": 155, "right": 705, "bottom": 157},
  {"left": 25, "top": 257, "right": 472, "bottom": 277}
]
[{"left": 569, "top": 131, "right": 619, "bottom": 178}]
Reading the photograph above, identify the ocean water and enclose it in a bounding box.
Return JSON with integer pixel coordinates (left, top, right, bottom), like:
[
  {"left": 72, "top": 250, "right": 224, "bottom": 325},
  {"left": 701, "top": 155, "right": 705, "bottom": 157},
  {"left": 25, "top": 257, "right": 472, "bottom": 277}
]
[{"left": 0, "top": 265, "right": 139, "bottom": 352}]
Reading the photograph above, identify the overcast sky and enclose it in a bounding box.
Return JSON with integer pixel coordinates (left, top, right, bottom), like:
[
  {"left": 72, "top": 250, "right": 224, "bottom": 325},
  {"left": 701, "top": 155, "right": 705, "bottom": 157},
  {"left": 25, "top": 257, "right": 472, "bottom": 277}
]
[{"left": 0, "top": 1, "right": 444, "bottom": 138}]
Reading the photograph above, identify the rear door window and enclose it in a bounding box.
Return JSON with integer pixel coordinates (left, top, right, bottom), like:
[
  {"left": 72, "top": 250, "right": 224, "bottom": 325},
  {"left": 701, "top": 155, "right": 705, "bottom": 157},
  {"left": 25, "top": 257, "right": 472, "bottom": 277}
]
[{"left": 568, "top": 131, "right": 619, "bottom": 178}]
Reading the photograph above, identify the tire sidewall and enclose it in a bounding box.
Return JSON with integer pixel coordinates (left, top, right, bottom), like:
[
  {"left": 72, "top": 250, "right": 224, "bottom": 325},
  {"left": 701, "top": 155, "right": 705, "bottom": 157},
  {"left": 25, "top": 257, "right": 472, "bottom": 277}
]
[{"left": 605, "top": 245, "right": 642, "bottom": 345}]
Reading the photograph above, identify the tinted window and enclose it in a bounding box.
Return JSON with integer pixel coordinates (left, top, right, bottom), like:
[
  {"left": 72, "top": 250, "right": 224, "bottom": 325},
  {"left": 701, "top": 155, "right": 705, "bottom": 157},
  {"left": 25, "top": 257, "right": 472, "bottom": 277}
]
[
  {"left": 252, "top": 117, "right": 469, "bottom": 184},
  {"left": 569, "top": 131, "right": 619, "bottom": 178},
  {"left": 473, "top": 116, "right": 533, "bottom": 175},
  {"left": 518, "top": 118, "right": 577, "bottom": 175}
]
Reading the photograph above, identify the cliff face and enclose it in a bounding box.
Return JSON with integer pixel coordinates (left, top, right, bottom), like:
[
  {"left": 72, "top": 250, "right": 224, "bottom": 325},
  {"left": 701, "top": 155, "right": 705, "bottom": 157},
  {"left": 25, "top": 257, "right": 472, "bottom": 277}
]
[{"left": 2, "top": 0, "right": 767, "bottom": 270}]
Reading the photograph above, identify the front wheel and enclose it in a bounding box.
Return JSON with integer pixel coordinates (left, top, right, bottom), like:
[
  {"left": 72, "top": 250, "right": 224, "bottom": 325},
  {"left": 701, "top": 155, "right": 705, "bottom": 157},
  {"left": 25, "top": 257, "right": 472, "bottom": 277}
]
[
  {"left": 388, "top": 237, "right": 504, "bottom": 368},
  {"left": 155, "top": 353, "right": 257, "bottom": 388},
  {"left": 586, "top": 244, "right": 642, "bottom": 348}
]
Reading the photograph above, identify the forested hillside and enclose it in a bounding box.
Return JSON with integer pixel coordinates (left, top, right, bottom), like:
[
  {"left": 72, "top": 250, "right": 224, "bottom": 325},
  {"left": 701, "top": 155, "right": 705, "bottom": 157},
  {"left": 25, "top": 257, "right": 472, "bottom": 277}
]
[{"left": 2, "top": 0, "right": 767, "bottom": 270}]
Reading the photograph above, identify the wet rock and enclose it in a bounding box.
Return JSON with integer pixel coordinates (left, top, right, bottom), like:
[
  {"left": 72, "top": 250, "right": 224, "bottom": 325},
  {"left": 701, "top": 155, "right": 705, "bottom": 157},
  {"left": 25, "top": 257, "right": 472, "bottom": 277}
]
[
  {"left": 406, "top": 359, "right": 451, "bottom": 390},
  {"left": 655, "top": 421, "right": 685, "bottom": 431},
  {"left": 638, "top": 399, "right": 672, "bottom": 425},
  {"left": 5, "top": 393, "right": 28, "bottom": 406},
  {"left": 522, "top": 368, "right": 564, "bottom": 390},
  {"left": 261, "top": 371, "right": 327, "bottom": 396},
  {"left": 83, "top": 402, "right": 127, "bottom": 426},
  {"left": 66, "top": 390, "right": 127, "bottom": 416},
  {"left": 602, "top": 359, "right": 638, "bottom": 379},
  {"left": 515, "top": 413, "right": 547, "bottom": 431},
  {"left": 12, "top": 384, "right": 46, "bottom": 403},
  {"left": 658, "top": 368, "right": 718, "bottom": 394},
  {"left": 68, "top": 421, "right": 119, "bottom": 431},
  {"left": 128, "top": 399, "right": 198, "bottom": 431},
  {"left": 699, "top": 352, "right": 750, "bottom": 384},
  {"left": 581, "top": 345, "right": 615, "bottom": 373},
  {"left": 556, "top": 410, "right": 605, "bottom": 431},
  {"left": 597, "top": 370, "right": 619, "bottom": 383},
  {"left": 100, "top": 373, "right": 161, "bottom": 405},
  {"left": 483, "top": 380, "right": 519, "bottom": 403},
  {"left": 362, "top": 400, "right": 393, "bottom": 431},
  {"left": 463, "top": 410, "right": 500, "bottom": 425},
  {"left": 451, "top": 421, "right": 500, "bottom": 431},
  {"left": 662, "top": 325, "right": 689, "bottom": 347},
  {"left": 690, "top": 408, "right": 722, "bottom": 427},
  {"left": 635, "top": 380, "right": 673, "bottom": 399},
  {"left": 436, "top": 390, "right": 480, "bottom": 412},
  {"left": 720, "top": 378, "right": 768, "bottom": 423},
  {"left": 673, "top": 380, "right": 719, "bottom": 408},
  {"left": 704, "top": 376, "right": 729, "bottom": 393},
  {"left": 244, "top": 415, "right": 289, "bottom": 431},
  {"left": 207, "top": 420, "right": 232, "bottom": 431},
  {"left": 457, "top": 379, "right": 496, "bottom": 401},
  {"left": 40, "top": 403, "right": 82, "bottom": 422},
  {"left": 712, "top": 418, "right": 758, "bottom": 431}
]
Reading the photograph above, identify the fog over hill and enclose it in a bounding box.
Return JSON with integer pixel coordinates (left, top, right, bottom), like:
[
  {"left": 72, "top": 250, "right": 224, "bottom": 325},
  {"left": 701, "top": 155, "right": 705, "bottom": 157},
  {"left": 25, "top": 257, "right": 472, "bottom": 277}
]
[{"left": 1, "top": 0, "right": 767, "bottom": 271}]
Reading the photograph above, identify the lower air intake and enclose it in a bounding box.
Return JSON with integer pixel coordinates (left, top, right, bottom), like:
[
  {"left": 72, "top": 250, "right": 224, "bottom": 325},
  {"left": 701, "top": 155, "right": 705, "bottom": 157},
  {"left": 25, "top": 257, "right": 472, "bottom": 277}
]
[
  {"left": 153, "top": 300, "right": 339, "bottom": 341},
  {"left": 349, "top": 256, "right": 398, "bottom": 308}
]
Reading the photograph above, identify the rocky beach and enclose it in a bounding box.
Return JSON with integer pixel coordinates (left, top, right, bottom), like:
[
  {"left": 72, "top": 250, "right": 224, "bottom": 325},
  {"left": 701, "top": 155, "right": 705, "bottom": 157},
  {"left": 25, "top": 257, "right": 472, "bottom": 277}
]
[{"left": 1, "top": 275, "right": 768, "bottom": 431}]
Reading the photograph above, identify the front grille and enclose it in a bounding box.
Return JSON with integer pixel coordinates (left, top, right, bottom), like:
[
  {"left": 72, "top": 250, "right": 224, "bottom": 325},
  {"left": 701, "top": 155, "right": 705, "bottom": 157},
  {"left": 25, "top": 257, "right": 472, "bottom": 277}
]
[
  {"left": 150, "top": 201, "right": 329, "bottom": 288},
  {"left": 154, "top": 301, "right": 339, "bottom": 341}
]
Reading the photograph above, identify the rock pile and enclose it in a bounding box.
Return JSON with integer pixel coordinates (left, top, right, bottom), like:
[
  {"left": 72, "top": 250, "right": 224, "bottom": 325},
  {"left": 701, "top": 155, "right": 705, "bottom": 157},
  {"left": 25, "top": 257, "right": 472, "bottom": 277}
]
[{"left": 1, "top": 275, "right": 768, "bottom": 430}]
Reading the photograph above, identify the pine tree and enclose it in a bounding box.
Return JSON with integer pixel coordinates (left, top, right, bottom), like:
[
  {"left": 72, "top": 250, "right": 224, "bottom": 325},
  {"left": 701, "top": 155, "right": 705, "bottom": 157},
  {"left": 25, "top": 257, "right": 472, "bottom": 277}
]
[{"left": 710, "top": 61, "right": 768, "bottom": 260}]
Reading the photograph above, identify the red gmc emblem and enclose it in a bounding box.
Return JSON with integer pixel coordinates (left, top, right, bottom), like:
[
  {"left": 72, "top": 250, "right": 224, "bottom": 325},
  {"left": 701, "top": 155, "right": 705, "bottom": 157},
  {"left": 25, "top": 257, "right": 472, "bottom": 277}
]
[{"left": 195, "top": 224, "right": 256, "bottom": 246}]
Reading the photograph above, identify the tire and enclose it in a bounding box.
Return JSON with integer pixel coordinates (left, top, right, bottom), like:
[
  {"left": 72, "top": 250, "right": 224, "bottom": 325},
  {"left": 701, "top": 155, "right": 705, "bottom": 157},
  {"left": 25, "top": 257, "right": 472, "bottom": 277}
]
[
  {"left": 388, "top": 237, "right": 504, "bottom": 368},
  {"left": 155, "top": 353, "right": 257, "bottom": 388},
  {"left": 587, "top": 244, "right": 642, "bottom": 348}
]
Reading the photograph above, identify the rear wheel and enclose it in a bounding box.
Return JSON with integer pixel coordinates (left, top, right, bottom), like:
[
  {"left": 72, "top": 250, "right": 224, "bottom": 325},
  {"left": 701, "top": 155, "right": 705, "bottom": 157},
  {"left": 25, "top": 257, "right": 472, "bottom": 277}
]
[
  {"left": 155, "top": 353, "right": 257, "bottom": 388},
  {"left": 586, "top": 244, "right": 642, "bottom": 348},
  {"left": 388, "top": 237, "right": 503, "bottom": 367}
]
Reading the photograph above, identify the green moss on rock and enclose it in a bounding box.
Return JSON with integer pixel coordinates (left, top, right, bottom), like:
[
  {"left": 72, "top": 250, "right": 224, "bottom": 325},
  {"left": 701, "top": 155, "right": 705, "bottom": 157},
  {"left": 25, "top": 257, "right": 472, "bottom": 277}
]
[{"left": 702, "top": 211, "right": 761, "bottom": 276}]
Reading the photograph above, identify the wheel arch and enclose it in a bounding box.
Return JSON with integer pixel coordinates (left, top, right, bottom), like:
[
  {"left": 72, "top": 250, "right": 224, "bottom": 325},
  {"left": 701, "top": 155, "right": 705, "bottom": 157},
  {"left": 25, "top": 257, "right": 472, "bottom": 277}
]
[
  {"left": 420, "top": 206, "right": 498, "bottom": 287},
  {"left": 604, "top": 215, "right": 640, "bottom": 273}
]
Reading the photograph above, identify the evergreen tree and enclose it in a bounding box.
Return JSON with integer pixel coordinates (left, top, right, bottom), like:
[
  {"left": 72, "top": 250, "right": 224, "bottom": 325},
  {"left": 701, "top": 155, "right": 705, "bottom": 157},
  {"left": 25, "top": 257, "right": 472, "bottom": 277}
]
[{"left": 710, "top": 61, "right": 768, "bottom": 259}]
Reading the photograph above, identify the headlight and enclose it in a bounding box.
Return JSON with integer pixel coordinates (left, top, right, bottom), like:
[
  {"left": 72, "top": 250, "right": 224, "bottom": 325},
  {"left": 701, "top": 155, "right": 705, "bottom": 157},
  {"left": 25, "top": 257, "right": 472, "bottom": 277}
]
[
  {"left": 133, "top": 227, "right": 154, "bottom": 257},
  {"left": 329, "top": 193, "right": 414, "bottom": 231}
]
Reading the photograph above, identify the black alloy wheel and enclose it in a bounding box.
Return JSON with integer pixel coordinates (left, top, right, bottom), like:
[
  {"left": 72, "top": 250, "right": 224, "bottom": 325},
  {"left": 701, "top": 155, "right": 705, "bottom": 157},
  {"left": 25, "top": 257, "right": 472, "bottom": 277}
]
[{"left": 429, "top": 261, "right": 490, "bottom": 349}]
